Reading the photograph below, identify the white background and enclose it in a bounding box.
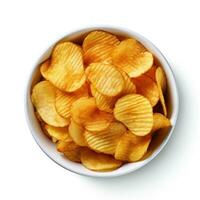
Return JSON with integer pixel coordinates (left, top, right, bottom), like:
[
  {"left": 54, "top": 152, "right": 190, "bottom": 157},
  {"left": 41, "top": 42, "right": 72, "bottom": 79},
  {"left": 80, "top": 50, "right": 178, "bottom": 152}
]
[{"left": 0, "top": 0, "right": 200, "bottom": 199}]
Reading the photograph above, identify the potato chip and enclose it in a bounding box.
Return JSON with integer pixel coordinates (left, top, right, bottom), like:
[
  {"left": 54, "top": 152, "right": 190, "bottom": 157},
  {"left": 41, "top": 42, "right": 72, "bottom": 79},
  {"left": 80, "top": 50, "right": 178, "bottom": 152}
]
[
  {"left": 81, "top": 148, "right": 122, "bottom": 172},
  {"left": 71, "top": 97, "right": 97, "bottom": 124},
  {"left": 115, "top": 132, "right": 151, "bottom": 162},
  {"left": 63, "top": 148, "right": 82, "bottom": 163},
  {"left": 114, "top": 94, "right": 153, "bottom": 136},
  {"left": 120, "top": 70, "right": 136, "bottom": 95},
  {"left": 90, "top": 85, "right": 117, "bottom": 113},
  {"left": 151, "top": 113, "right": 171, "bottom": 133},
  {"left": 43, "top": 124, "right": 68, "bottom": 142},
  {"left": 82, "top": 30, "right": 120, "bottom": 52},
  {"left": 112, "top": 39, "right": 153, "bottom": 77},
  {"left": 40, "top": 41, "right": 86, "bottom": 92},
  {"left": 63, "top": 142, "right": 82, "bottom": 163},
  {"left": 84, "top": 111, "right": 114, "bottom": 132},
  {"left": 132, "top": 75, "right": 159, "bottom": 106},
  {"left": 144, "top": 65, "right": 157, "bottom": 81},
  {"left": 31, "top": 81, "right": 69, "bottom": 127},
  {"left": 55, "top": 84, "right": 88, "bottom": 119},
  {"left": 83, "top": 44, "right": 114, "bottom": 66},
  {"left": 56, "top": 137, "right": 78, "bottom": 152},
  {"left": 156, "top": 67, "right": 167, "bottom": 116},
  {"left": 86, "top": 63, "right": 124, "bottom": 96},
  {"left": 68, "top": 120, "right": 87, "bottom": 146},
  {"left": 84, "top": 122, "right": 126, "bottom": 155}
]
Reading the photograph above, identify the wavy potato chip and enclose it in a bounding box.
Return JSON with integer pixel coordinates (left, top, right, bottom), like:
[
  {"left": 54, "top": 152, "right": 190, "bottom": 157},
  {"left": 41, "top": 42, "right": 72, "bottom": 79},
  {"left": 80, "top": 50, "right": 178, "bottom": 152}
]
[
  {"left": 55, "top": 84, "right": 88, "bottom": 119},
  {"left": 90, "top": 85, "right": 117, "bottom": 113},
  {"left": 115, "top": 132, "right": 151, "bottom": 162},
  {"left": 84, "top": 111, "right": 114, "bottom": 132},
  {"left": 83, "top": 44, "right": 114, "bottom": 65},
  {"left": 120, "top": 70, "right": 137, "bottom": 95},
  {"left": 156, "top": 67, "right": 167, "bottom": 116},
  {"left": 84, "top": 122, "right": 126, "bottom": 155},
  {"left": 31, "top": 81, "right": 69, "bottom": 127},
  {"left": 40, "top": 41, "right": 86, "bottom": 92},
  {"left": 44, "top": 124, "right": 69, "bottom": 142},
  {"left": 114, "top": 94, "right": 153, "bottom": 136},
  {"left": 81, "top": 148, "right": 122, "bottom": 172},
  {"left": 71, "top": 97, "right": 97, "bottom": 124},
  {"left": 132, "top": 75, "right": 159, "bottom": 106},
  {"left": 86, "top": 63, "right": 124, "bottom": 96},
  {"left": 68, "top": 120, "right": 87, "bottom": 146},
  {"left": 151, "top": 113, "right": 171, "bottom": 133},
  {"left": 112, "top": 39, "right": 153, "bottom": 77},
  {"left": 82, "top": 30, "right": 120, "bottom": 52}
]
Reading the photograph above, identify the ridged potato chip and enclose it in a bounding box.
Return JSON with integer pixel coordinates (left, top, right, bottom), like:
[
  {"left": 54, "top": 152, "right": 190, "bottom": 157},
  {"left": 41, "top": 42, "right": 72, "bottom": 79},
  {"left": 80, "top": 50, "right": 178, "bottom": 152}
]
[
  {"left": 112, "top": 39, "right": 153, "bottom": 77},
  {"left": 84, "top": 111, "right": 114, "bottom": 132},
  {"left": 132, "top": 75, "right": 159, "bottom": 106},
  {"left": 120, "top": 70, "right": 137, "bottom": 95},
  {"left": 82, "top": 30, "right": 120, "bottom": 52},
  {"left": 81, "top": 148, "right": 122, "bottom": 172},
  {"left": 40, "top": 41, "right": 86, "bottom": 92},
  {"left": 151, "top": 113, "right": 171, "bottom": 133},
  {"left": 44, "top": 124, "right": 69, "bottom": 142},
  {"left": 156, "top": 67, "right": 167, "bottom": 116},
  {"left": 115, "top": 132, "right": 151, "bottom": 162},
  {"left": 68, "top": 120, "right": 87, "bottom": 146},
  {"left": 114, "top": 94, "right": 153, "bottom": 136},
  {"left": 71, "top": 97, "right": 97, "bottom": 124},
  {"left": 144, "top": 65, "right": 157, "bottom": 81},
  {"left": 84, "top": 122, "right": 126, "bottom": 155},
  {"left": 83, "top": 44, "right": 114, "bottom": 66},
  {"left": 55, "top": 84, "right": 88, "bottom": 119},
  {"left": 86, "top": 63, "right": 124, "bottom": 96},
  {"left": 31, "top": 81, "right": 69, "bottom": 127},
  {"left": 90, "top": 85, "right": 117, "bottom": 113}
]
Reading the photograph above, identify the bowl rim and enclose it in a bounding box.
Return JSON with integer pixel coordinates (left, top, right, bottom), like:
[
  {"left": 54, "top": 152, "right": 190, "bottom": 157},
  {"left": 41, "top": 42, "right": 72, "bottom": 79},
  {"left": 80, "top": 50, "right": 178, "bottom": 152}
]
[{"left": 24, "top": 25, "right": 179, "bottom": 178}]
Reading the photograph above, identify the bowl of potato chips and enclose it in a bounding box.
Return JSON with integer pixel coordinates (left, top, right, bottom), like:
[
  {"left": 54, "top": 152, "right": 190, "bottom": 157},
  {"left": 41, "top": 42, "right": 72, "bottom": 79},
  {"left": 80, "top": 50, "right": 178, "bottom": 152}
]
[{"left": 25, "top": 26, "right": 179, "bottom": 177}]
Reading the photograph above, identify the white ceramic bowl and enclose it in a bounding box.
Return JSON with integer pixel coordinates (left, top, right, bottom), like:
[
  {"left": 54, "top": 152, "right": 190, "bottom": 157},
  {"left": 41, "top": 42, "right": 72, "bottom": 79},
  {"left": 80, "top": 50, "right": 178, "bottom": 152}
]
[{"left": 25, "top": 26, "right": 179, "bottom": 178}]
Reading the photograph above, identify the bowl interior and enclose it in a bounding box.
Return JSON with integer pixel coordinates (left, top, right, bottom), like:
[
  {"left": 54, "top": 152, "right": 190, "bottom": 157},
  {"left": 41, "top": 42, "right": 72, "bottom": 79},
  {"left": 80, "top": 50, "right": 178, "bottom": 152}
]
[{"left": 26, "top": 27, "right": 179, "bottom": 177}]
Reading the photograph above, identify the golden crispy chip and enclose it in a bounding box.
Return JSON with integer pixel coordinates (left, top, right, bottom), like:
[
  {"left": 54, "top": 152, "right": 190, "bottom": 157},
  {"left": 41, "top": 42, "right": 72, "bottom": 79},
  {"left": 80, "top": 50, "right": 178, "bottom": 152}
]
[
  {"left": 68, "top": 120, "right": 87, "bottom": 146},
  {"left": 156, "top": 67, "right": 167, "bottom": 116},
  {"left": 31, "top": 81, "right": 69, "bottom": 127},
  {"left": 81, "top": 148, "right": 122, "bottom": 172},
  {"left": 151, "top": 113, "right": 171, "bottom": 133},
  {"left": 90, "top": 85, "right": 117, "bottom": 113},
  {"left": 84, "top": 122, "right": 126, "bottom": 155},
  {"left": 84, "top": 111, "right": 114, "bottom": 132},
  {"left": 55, "top": 84, "right": 88, "bottom": 119},
  {"left": 43, "top": 124, "right": 68, "bottom": 142},
  {"left": 63, "top": 142, "right": 82, "bottom": 163},
  {"left": 112, "top": 39, "right": 153, "bottom": 77},
  {"left": 40, "top": 42, "right": 86, "bottom": 92},
  {"left": 71, "top": 97, "right": 97, "bottom": 124},
  {"left": 132, "top": 75, "right": 159, "bottom": 106},
  {"left": 86, "top": 63, "right": 124, "bottom": 96},
  {"left": 56, "top": 137, "right": 79, "bottom": 152},
  {"left": 82, "top": 30, "right": 120, "bottom": 52},
  {"left": 114, "top": 94, "right": 153, "bottom": 136},
  {"left": 120, "top": 70, "right": 136, "bottom": 95},
  {"left": 115, "top": 132, "right": 151, "bottom": 162},
  {"left": 83, "top": 44, "right": 114, "bottom": 66},
  {"left": 144, "top": 65, "right": 157, "bottom": 81}
]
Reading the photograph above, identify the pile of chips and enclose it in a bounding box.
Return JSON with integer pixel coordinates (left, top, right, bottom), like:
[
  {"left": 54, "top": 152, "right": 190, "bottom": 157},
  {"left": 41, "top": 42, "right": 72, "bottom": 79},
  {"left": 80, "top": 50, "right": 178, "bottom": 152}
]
[{"left": 31, "top": 30, "right": 171, "bottom": 172}]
